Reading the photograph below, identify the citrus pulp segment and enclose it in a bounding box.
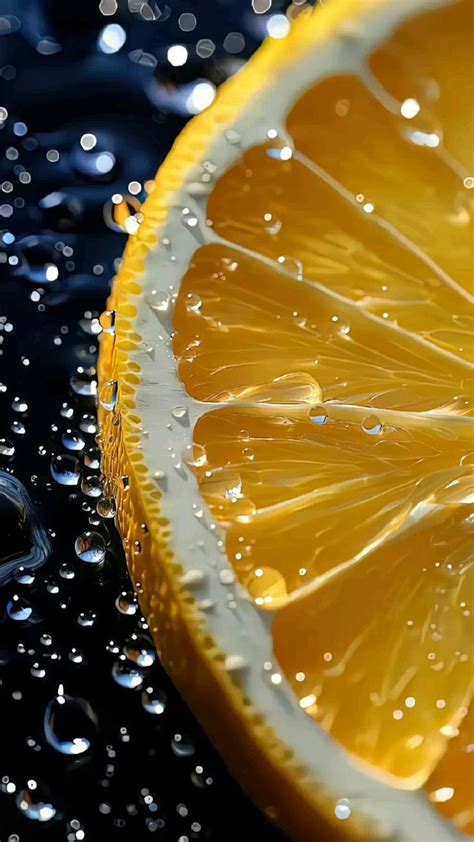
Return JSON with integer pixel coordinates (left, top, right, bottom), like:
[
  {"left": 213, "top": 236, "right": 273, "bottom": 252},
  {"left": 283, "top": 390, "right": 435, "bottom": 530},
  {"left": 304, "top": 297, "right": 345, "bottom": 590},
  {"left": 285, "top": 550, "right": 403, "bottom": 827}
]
[{"left": 99, "top": 0, "right": 474, "bottom": 839}]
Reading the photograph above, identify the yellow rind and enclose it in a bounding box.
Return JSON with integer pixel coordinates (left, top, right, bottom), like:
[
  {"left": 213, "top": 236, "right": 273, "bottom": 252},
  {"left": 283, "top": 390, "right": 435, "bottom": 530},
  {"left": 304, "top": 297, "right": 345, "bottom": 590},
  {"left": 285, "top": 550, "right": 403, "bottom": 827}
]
[{"left": 98, "top": 2, "right": 424, "bottom": 839}]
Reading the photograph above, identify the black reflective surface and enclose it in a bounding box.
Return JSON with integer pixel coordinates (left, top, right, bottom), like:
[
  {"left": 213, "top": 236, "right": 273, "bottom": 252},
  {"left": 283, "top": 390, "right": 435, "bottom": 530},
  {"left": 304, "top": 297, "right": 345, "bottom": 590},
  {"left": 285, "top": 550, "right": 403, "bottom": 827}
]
[{"left": 0, "top": 1, "right": 293, "bottom": 839}]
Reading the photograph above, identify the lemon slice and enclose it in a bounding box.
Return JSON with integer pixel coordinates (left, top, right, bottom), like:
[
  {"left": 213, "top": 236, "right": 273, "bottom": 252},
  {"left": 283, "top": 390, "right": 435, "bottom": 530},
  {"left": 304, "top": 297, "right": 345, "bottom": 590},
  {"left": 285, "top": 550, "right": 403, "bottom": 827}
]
[{"left": 98, "top": 1, "right": 474, "bottom": 839}]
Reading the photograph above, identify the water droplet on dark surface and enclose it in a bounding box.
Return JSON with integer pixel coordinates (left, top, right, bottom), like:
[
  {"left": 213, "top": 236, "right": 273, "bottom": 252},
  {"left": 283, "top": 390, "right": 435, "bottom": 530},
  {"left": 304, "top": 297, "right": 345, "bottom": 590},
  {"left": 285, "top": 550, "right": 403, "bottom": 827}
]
[
  {"left": 124, "top": 634, "right": 156, "bottom": 668},
  {"left": 112, "top": 660, "right": 144, "bottom": 690},
  {"left": 6, "top": 594, "right": 41, "bottom": 623},
  {"left": 50, "top": 454, "right": 81, "bottom": 486},
  {"left": 97, "top": 495, "right": 116, "bottom": 518},
  {"left": 16, "top": 784, "right": 57, "bottom": 822},
  {"left": 83, "top": 445, "right": 100, "bottom": 469},
  {"left": 141, "top": 687, "right": 167, "bottom": 715},
  {"left": 62, "top": 429, "right": 85, "bottom": 451},
  {"left": 74, "top": 531, "right": 106, "bottom": 564},
  {"left": 171, "top": 733, "right": 195, "bottom": 757},
  {"left": 0, "top": 437, "right": 15, "bottom": 457},
  {"left": 115, "top": 590, "right": 138, "bottom": 615},
  {"left": 44, "top": 692, "right": 98, "bottom": 755}
]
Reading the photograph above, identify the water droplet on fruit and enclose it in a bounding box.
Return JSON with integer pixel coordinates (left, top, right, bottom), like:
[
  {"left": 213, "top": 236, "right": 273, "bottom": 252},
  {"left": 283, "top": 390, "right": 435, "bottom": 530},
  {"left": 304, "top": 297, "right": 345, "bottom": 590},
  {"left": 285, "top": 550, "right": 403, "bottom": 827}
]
[
  {"left": 362, "top": 415, "right": 384, "bottom": 435},
  {"left": 99, "top": 379, "right": 118, "bottom": 411},
  {"left": 309, "top": 406, "right": 329, "bottom": 425},
  {"left": 99, "top": 309, "right": 116, "bottom": 334},
  {"left": 112, "top": 660, "right": 143, "bottom": 689}
]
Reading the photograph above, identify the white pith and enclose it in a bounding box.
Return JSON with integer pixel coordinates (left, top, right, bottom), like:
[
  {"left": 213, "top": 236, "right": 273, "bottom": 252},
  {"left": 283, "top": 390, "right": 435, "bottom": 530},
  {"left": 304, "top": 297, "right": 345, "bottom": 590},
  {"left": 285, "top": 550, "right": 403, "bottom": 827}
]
[{"left": 118, "top": 1, "right": 469, "bottom": 839}]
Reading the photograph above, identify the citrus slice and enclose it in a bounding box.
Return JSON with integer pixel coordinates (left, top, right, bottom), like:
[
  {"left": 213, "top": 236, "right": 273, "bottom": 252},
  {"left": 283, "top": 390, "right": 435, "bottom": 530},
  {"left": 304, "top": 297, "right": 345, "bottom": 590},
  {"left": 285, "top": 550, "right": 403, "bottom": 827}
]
[{"left": 98, "top": 1, "right": 474, "bottom": 839}]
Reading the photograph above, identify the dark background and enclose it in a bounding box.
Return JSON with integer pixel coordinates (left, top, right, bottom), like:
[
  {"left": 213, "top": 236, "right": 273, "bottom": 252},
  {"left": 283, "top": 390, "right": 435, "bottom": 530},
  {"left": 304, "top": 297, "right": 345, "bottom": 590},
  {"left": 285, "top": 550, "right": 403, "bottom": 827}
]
[{"left": 0, "top": 1, "right": 310, "bottom": 839}]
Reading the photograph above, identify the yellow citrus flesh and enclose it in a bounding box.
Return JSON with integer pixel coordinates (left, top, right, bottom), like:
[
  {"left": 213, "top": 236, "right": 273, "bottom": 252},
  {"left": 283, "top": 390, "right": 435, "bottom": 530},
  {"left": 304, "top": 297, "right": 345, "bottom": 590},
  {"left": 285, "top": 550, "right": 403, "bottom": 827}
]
[{"left": 170, "top": 0, "right": 474, "bottom": 832}]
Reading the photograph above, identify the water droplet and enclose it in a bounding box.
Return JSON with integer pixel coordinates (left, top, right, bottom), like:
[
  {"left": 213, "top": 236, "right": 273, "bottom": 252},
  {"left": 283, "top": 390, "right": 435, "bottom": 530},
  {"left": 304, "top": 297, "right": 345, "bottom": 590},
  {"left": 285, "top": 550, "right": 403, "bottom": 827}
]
[
  {"left": 124, "top": 634, "right": 156, "bottom": 668},
  {"left": 6, "top": 594, "right": 40, "bottom": 623},
  {"left": 79, "top": 414, "right": 97, "bottom": 435},
  {"left": 309, "top": 406, "right": 329, "bottom": 425},
  {"left": 60, "top": 402, "right": 74, "bottom": 419},
  {"left": 112, "top": 660, "right": 143, "bottom": 689},
  {"left": 70, "top": 367, "right": 97, "bottom": 397},
  {"left": 99, "top": 310, "right": 115, "bottom": 334},
  {"left": 96, "top": 496, "right": 116, "bottom": 518},
  {"left": 11, "top": 420, "right": 26, "bottom": 435},
  {"left": 16, "top": 786, "right": 57, "bottom": 822},
  {"left": 61, "top": 429, "right": 85, "bottom": 452},
  {"left": 171, "top": 405, "right": 188, "bottom": 422},
  {"left": 11, "top": 396, "right": 28, "bottom": 413},
  {"left": 185, "top": 292, "right": 202, "bottom": 314},
  {"left": 77, "top": 610, "right": 96, "bottom": 627},
  {"left": 335, "top": 798, "right": 352, "bottom": 820},
  {"left": 361, "top": 415, "right": 384, "bottom": 436},
  {"left": 141, "top": 687, "right": 167, "bottom": 715},
  {"left": 14, "top": 566, "right": 35, "bottom": 585},
  {"left": 115, "top": 591, "right": 138, "bottom": 615},
  {"left": 83, "top": 446, "right": 100, "bottom": 469},
  {"left": 44, "top": 693, "right": 98, "bottom": 755},
  {"left": 81, "top": 474, "right": 104, "bottom": 498},
  {"left": 59, "top": 562, "right": 75, "bottom": 580},
  {"left": 219, "top": 569, "right": 235, "bottom": 586},
  {"left": 74, "top": 531, "right": 106, "bottom": 564},
  {"left": 99, "top": 380, "right": 118, "bottom": 412},
  {"left": 0, "top": 437, "right": 15, "bottom": 458},
  {"left": 276, "top": 254, "right": 303, "bottom": 279},
  {"left": 171, "top": 734, "right": 195, "bottom": 757},
  {"left": 50, "top": 454, "right": 81, "bottom": 486},
  {"left": 247, "top": 567, "right": 288, "bottom": 609}
]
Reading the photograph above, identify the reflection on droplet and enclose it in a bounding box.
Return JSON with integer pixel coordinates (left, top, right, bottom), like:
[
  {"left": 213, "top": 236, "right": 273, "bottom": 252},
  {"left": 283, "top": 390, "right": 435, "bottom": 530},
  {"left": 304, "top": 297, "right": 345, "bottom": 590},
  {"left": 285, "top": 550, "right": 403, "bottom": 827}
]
[
  {"left": 44, "top": 693, "right": 98, "bottom": 755},
  {"left": 99, "top": 380, "right": 118, "bottom": 411},
  {"left": 84, "top": 446, "right": 101, "bottom": 469},
  {"left": 74, "top": 531, "right": 106, "bottom": 564},
  {"left": 115, "top": 591, "right": 138, "bottom": 615},
  {"left": 16, "top": 787, "right": 57, "bottom": 822},
  {"left": 141, "top": 687, "right": 167, "bottom": 715},
  {"left": 99, "top": 310, "right": 116, "bottom": 334},
  {"left": 62, "top": 429, "right": 85, "bottom": 452},
  {"left": 112, "top": 660, "right": 143, "bottom": 689},
  {"left": 171, "top": 733, "right": 195, "bottom": 757},
  {"left": 309, "top": 406, "right": 329, "bottom": 425},
  {"left": 50, "top": 454, "right": 81, "bottom": 486},
  {"left": 335, "top": 798, "right": 352, "bottom": 820},
  {"left": 247, "top": 567, "right": 288, "bottom": 609},
  {"left": 7, "top": 594, "right": 39, "bottom": 622},
  {"left": 97, "top": 496, "right": 117, "bottom": 518},
  {"left": 124, "top": 634, "right": 156, "bottom": 668},
  {"left": 0, "top": 438, "right": 15, "bottom": 457},
  {"left": 70, "top": 367, "right": 97, "bottom": 397},
  {"left": 361, "top": 415, "right": 384, "bottom": 436},
  {"left": 81, "top": 474, "right": 104, "bottom": 498}
]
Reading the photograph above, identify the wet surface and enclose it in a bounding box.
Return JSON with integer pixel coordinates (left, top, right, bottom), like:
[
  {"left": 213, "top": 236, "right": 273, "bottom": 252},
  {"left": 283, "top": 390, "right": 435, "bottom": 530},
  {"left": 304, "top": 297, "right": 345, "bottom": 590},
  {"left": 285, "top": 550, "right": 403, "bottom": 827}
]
[{"left": 0, "top": 1, "right": 294, "bottom": 838}]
